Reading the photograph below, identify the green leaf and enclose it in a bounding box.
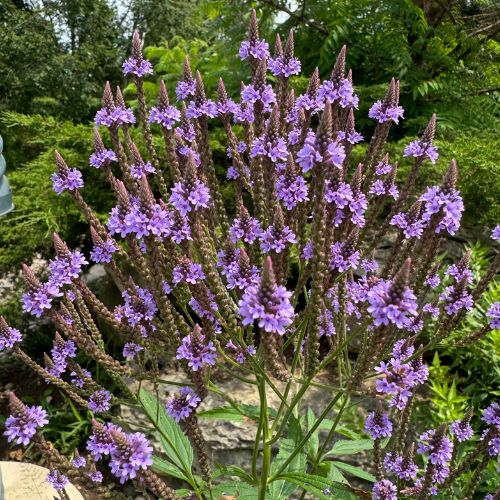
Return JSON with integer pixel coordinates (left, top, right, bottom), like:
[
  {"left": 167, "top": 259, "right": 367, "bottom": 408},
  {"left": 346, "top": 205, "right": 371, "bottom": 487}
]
[
  {"left": 151, "top": 455, "right": 188, "bottom": 481},
  {"left": 325, "top": 462, "right": 349, "bottom": 484},
  {"left": 138, "top": 388, "right": 193, "bottom": 476},
  {"left": 327, "top": 439, "right": 374, "bottom": 456},
  {"left": 269, "top": 415, "right": 306, "bottom": 498},
  {"left": 307, "top": 408, "right": 319, "bottom": 458},
  {"left": 197, "top": 406, "right": 245, "bottom": 422},
  {"left": 331, "top": 461, "right": 376, "bottom": 482},
  {"left": 210, "top": 481, "right": 259, "bottom": 500},
  {"left": 212, "top": 464, "right": 255, "bottom": 483},
  {"left": 275, "top": 472, "right": 357, "bottom": 500}
]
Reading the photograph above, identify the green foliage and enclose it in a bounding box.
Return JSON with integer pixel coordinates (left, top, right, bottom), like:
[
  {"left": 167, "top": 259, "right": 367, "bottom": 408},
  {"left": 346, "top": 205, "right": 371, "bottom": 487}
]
[{"left": 0, "top": 111, "right": 112, "bottom": 272}]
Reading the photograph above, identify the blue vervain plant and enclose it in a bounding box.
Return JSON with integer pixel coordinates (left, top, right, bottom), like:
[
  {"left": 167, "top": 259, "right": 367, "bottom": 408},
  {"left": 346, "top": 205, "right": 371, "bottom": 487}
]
[{"left": 1, "top": 10, "right": 499, "bottom": 500}]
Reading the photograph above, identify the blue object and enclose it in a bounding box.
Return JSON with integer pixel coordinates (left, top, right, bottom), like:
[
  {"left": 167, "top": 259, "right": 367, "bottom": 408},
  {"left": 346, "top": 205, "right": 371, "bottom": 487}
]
[{"left": 0, "top": 134, "right": 14, "bottom": 216}]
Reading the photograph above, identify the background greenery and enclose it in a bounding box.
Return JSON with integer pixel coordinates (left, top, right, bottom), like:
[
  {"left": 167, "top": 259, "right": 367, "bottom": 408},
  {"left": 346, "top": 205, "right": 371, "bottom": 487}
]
[{"left": 0, "top": 0, "right": 498, "bottom": 473}]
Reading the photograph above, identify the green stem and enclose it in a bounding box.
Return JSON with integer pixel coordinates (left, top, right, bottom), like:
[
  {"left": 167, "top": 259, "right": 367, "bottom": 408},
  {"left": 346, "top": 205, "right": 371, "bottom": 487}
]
[
  {"left": 258, "top": 376, "right": 271, "bottom": 500},
  {"left": 316, "top": 394, "right": 349, "bottom": 460},
  {"left": 268, "top": 391, "right": 344, "bottom": 481}
]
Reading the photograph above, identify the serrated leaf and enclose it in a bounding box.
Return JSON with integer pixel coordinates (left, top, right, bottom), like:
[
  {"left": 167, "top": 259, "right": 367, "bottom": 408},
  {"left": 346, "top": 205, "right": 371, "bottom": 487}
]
[
  {"left": 197, "top": 407, "right": 245, "bottom": 422},
  {"left": 327, "top": 439, "right": 374, "bottom": 456},
  {"left": 325, "top": 462, "right": 349, "bottom": 484},
  {"left": 307, "top": 408, "right": 320, "bottom": 458},
  {"left": 151, "top": 455, "right": 188, "bottom": 481},
  {"left": 210, "top": 481, "right": 259, "bottom": 500},
  {"left": 331, "top": 461, "right": 376, "bottom": 482},
  {"left": 269, "top": 415, "right": 306, "bottom": 498},
  {"left": 212, "top": 464, "right": 255, "bottom": 483},
  {"left": 138, "top": 388, "right": 193, "bottom": 476},
  {"left": 275, "top": 472, "right": 358, "bottom": 499}
]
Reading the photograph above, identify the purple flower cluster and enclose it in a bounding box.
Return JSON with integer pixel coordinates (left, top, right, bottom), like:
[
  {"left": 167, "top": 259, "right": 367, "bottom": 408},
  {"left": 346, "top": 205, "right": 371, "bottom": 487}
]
[
  {"left": 372, "top": 479, "right": 397, "bottom": 500},
  {"left": 90, "top": 239, "right": 118, "bottom": 264},
  {"left": 239, "top": 39, "right": 269, "bottom": 61},
  {"left": 384, "top": 452, "right": 418, "bottom": 480},
  {"left": 114, "top": 286, "right": 157, "bottom": 334},
  {"left": 268, "top": 55, "right": 301, "bottom": 77},
  {"left": 109, "top": 430, "right": 153, "bottom": 483},
  {"left": 419, "top": 185, "right": 464, "bottom": 235},
  {"left": 176, "top": 326, "right": 217, "bottom": 371},
  {"left": 260, "top": 223, "right": 297, "bottom": 253},
  {"left": 149, "top": 104, "right": 181, "bottom": 129},
  {"left": 46, "top": 470, "right": 69, "bottom": 491},
  {"left": 367, "top": 280, "right": 418, "bottom": 329},
  {"left": 4, "top": 396, "right": 48, "bottom": 446},
  {"left": 404, "top": 139, "right": 439, "bottom": 164},
  {"left": 130, "top": 161, "right": 156, "bottom": 180},
  {"left": 238, "top": 258, "right": 294, "bottom": 335},
  {"left": 50, "top": 336, "right": 76, "bottom": 375},
  {"left": 88, "top": 389, "right": 112, "bottom": 413},
  {"left": 486, "top": 302, "right": 500, "bottom": 329},
  {"left": 375, "top": 340, "right": 428, "bottom": 409},
  {"left": 450, "top": 418, "right": 474, "bottom": 442},
  {"left": 297, "top": 131, "right": 346, "bottom": 172},
  {"left": 122, "top": 57, "right": 153, "bottom": 77},
  {"left": 0, "top": 322, "right": 22, "bottom": 351},
  {"left": 229, "top": 213, "right": 262, "bottom": 244},
  {"left": 417, "top": 428, "right": 453, "bottom": 480},
  {"left": 318, "top": 78, "right": 358, "bottom": 109},
  {"left": 172, "top": 260, "right": 205, "bottom": 285},
  {"left": 369, "top": 100, "right": 404, "bottom": 124},
  {"left": 364, "top": 410, "right": 393, "bottom": 439},
  {"left": 51, "top": 168, "right": 84, "bottom": 194},
  {"left": 95, "top": 105, "right": 136, "bottom": 128},
  {"left": 165, "top": 387, "right": 201, "bottom": 422},
  {"left": 90, "top": 148, "right": 117, "bottom": 169},
  {"left": 123, "top": 342, "right": 143, "bottom": 360},
  {"left": 170, "top": 179, "right": 211, "bottom": 216},
  {"left": 330, "top": 241, "right": 360, "bottom": 272}
]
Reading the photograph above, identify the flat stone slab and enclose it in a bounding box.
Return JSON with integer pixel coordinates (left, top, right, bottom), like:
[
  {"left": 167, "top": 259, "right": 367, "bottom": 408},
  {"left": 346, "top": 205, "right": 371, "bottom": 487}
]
[{"left": 0, "top": 462, "right": 84, "bottom": 500}]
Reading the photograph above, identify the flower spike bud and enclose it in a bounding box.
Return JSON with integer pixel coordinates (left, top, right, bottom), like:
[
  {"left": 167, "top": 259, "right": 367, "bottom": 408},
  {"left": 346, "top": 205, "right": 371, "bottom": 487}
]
[
  {"left": 285, "top": 30, "right": 295, "bottom": 59},
  {"left": 249, "top": 9, "right": 259, "bottom": 43},
  {"left": 384, "top": 78, "right": 397, "bottom": 107},
  {"left": 102, "top": 81, "right": 115, "bottom": 109},
  {"left": 54, "top": 150, "right": 68, "bottom": 174},
  {"left": 0, "top": 316, "right": 10, "bottom": 332},
  {"left": 345, "top": 227, "right": 360, "bottom": 255},
  {"left": 115, "top": 180, "right": 131, "bottom": 209},
  {"left": 90, "top": 226, "right": 104, "bottom": 246},
  {"left": 183, "top": 57, "right": 193, "bottom": 83},
  {"left": 407, "top": 200, "right": 424, "bottom": 223},
  {"left": 316, "top": 103, "right": 333, "bottom": 153},
  {"left": 53, "top": 233, "right": 71, "bottom": 258},
  {"left": 115, "top": 86, "right": 126, "bottom": 109},
  {"left": 129, "top": 141, "right": 143, "bottom": 167},
  {"left": 395, "top": 80, "right": 400, "bottom": 104},
  {"left": 22, "top": 263, "right": 41, "bottom": 290},
  {"left": 422, "top": 113, "right": 436, "bottom": 144},
  {"left": 307, "top": 67, "right": 320, "bottom": 98},
  {"left": 253, "top": 58, "right": 267, "bottom": 88},
  {"left": 266, "top": 106, "right": 281, "bottom": 140},
  {"left": 384, "top": 161, "right": 398, "bottom": 189},
  {"left": 93, "top": 128, "right": 105, "bottom": 153},
  {"left": 345, "top": 108, "right": 355, "bottom": 133},
  {"left": 8, "top": 392, "right": 25, "bottom": 414},
  {"left": 331, "top": 45, "right": 347, "bottom": 80},
  {"left": 158, "top": 80, "right": 170, "bottom": 108},
  {"left": 132, "top": 31, "right": 143, "bottom": 61},
  {"left": 274, "top": 33, "right": 283, "bottom": 58},
  {"left": 217, "top": 78, "right": 228, "bottom": 103},
  {"left": 183, "top": 151, "right": 199, "bottom": 186},
  {"left": 441, "top": 159, "right": 458, "bottom": 194},
  {"left": 351, "top": 163, "right": 364, "bottom": 195},
  {"left": 391, "top": 258, "right": 412, "bottom": 300},
  {"left": 261, "top": 256, "right": 277, "bottom": 292},
  {"left": 346, "top": 68, "right": 353, "bottom": 84},
  {"left": 138, "top": 175, "right": 155, "bottom": 207},
  {"left": 194, "top": 70, "right": 206, "bottom": 105}
]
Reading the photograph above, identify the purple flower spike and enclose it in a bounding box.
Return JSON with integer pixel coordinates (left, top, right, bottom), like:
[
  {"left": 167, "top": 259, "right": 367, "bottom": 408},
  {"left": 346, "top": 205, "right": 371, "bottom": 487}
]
[
  {"left": 367, "top": 260, "right": 418, "bottom": 329},
  {"left": 486, "top": 302, "right": 500, "bottom": 329},
  {"left": 46, "top": 470, "right": 69, "bottom": 491},
  {"left": 166, "top": 387, "right": 201, "bottom": 422},
  {"left": 4, "top": 393, "right": 48, "bottom": 446},
  {"left": 404, "top": 140, "right": 439, "bottom": 164},
  {"left": 176, "top": 325, "right": 217, "bottom": 371},
  {"left": 238, "top": 257, "right": 294, "bottom": 335},
  {"left": 109, "top": 429, "right": 153, "bottom": 484},
  {"left": 88, "top": 389, "right": 112, "bottom": 413},
  {"left": 482, "top": 403, "right": 500, "bottom": 426},
  {"left": 492, "top": 225, "right": 500, "bottom": 241},
  {"left": 365, "top": 408, "right": 393, "bottom": 439},
  {"left": 90, "top": 148, "right": 117, "bottom": 169},
  {"left": 372, "top": 479, "right": 397, "bottom": 500},
  {"left": 0, "top": 317, "right": 22, "bottom": 351},
  {"left": 90, "top": 239, "right": 118, "bottom": 264},
  {"left": 369, "top": 100, "right": 404, "bottom": 124},
  {"left": 123, "top": 342, "right": 144, "bottom": 360},
  {"left": 51, "top": 168, "right": 84, "bottom": 194}
]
